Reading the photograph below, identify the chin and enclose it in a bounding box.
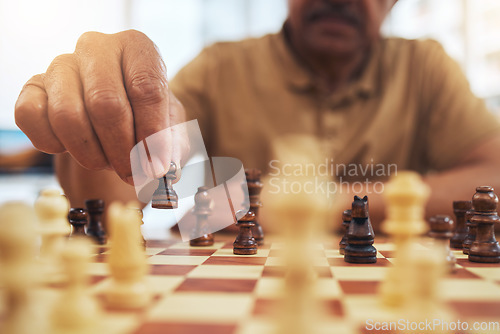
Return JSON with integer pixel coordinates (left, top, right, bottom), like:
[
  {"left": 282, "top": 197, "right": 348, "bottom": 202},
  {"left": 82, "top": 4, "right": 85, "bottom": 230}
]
[{"left": 307, "top": 35, "right": 364, "bottom": 58}]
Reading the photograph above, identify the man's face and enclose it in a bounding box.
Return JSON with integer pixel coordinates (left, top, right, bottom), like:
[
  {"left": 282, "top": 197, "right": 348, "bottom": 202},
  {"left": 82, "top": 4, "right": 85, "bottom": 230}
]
[{"left": 287, "top": 0, "right": 396, "bottom": 57}]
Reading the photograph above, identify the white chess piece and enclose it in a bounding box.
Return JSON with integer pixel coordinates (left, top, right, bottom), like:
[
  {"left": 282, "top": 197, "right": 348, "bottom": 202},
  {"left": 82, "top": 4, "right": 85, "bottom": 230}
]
[
  {"left": 35, "top": 189, "right": 70, "bottom": 282},
  {"left": 263, "top": 136, "right": 330, "bottom": 334},
  {"left": 379, "top": 172, "right": 430, "bottom": 308},
  {"left": 50, "top": 238, "right": 101, "bottom": 334},
  {"left": 0, "top": 202, "right": 40, "bottom": 334},
  {"left": 106, "top": 201, "right": 151, "bottom": 309}
]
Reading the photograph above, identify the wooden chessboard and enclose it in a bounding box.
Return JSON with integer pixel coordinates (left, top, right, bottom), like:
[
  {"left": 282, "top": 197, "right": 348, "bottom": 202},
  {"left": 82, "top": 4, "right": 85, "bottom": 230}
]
[{"left": 4, "top": 238, "right": 500, "bottom": 334}]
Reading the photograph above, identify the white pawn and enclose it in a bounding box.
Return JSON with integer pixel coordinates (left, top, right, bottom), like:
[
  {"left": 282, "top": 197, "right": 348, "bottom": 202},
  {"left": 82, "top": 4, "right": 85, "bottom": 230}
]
[
  {"left": 0, "top": 202, "right": 39, "bottom": 334},
  {"left": 106, "top": 201, "right": 151, "bottom": 309},
  {"left": 35, "top": 189, "right": 71, "bottom": 282},
  {"left": 379, "top": 172, "right": 430, "bottom": 308},
  {"left": 406, "top": 245, "right": 446, "bottom": 318},
  {"left": 50, "top": 238, "right": 101, "bottom": 334}
]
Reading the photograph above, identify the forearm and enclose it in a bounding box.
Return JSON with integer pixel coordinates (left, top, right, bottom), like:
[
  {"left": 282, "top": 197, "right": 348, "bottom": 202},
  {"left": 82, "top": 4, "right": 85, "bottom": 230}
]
[
  {"left": 55, "top": 153, "right": 141, "bottom": 208},
  {"left": 423, "top": 163, "right": 500, "bottom": 221}
]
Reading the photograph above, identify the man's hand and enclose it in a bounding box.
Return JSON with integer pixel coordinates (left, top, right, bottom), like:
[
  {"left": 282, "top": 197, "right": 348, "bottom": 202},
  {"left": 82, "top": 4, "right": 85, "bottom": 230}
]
[{"left": 15, "top": 30, "right": 187, "bottom": 185}]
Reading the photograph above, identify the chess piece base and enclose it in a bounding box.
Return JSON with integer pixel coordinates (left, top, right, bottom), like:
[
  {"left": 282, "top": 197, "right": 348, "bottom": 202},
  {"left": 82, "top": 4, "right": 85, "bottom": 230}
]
[
  {"left": 344, "top": 255, "right": 377, "bottom": 264},
  {"left": 233, "top": 246, "right": 258, "bottom": 255},
  {"left": 190, "top": 235, "right": 214, "bottom": 247},
  {"left": 468, "top": 254, "right": 500, "bottom": 263},
  {"left": 151, "top": 201, "right": 178, "bottom": 209},
  {"left": 469, "top": 241, "right": 500, "bottom": 263},
  {"left": 344, "top": 245, "right": 377, "bottom": 264},
  {"left": 106, "top": 281, "right": 151, "bottom": 309}
]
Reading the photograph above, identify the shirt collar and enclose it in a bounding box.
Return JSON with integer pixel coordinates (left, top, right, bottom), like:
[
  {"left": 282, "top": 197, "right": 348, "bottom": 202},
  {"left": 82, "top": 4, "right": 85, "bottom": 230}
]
[{"left": 272, "top": 24, "right": 382, "bottom": 99}]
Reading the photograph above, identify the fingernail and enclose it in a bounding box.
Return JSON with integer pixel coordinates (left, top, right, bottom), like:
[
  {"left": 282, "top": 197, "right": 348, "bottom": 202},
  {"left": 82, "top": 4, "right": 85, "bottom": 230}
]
[{"left": 150, "top": 156, "right": 167, "bottom": 178}]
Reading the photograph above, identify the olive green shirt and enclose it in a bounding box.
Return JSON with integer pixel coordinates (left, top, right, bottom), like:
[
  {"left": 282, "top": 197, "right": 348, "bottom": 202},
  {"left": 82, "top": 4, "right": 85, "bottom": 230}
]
[{"left": 171, "top": 30, "right": 500, "bottom": 179}]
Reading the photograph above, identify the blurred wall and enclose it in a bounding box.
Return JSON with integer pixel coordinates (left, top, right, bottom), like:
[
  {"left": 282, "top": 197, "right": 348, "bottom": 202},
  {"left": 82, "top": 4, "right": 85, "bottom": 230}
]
[{"left": 1, "top": 0, "right": 499, "bottom": 130}]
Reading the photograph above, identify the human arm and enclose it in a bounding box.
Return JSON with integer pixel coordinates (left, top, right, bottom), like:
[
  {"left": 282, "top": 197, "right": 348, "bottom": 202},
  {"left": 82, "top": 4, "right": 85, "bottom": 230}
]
[{"left": 15, "top": 30, "right": 189, "bottom": 207}]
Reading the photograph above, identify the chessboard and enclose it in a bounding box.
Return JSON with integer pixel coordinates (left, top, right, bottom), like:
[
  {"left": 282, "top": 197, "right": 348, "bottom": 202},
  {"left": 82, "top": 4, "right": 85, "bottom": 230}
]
[{"left": 9, "top": 237, "right": 499, "bottom": 334}]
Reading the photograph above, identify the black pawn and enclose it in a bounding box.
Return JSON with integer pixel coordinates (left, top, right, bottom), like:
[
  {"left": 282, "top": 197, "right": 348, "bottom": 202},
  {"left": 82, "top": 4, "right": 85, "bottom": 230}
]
[
  {"left": 68, "top": 208, "right": 88, "bottom": 238},
  {"left": 462, "top": 210, "right": 476, "bottom": 255},
  {"left": 344, "top": 196, "right": 377, "bottom": 264},
  {"left": 469, "top": 186, "right": 500, "bottom": 263},
  {"left": 245, "top": 169, "right": 264, "bottom": 246},
  {"left": 339, "top": 209, "right": 352, "bottom": 255},
  {"left": 152, "top": 162, "right": 179, "bottom": 209},
  {"left": 429, "top": 215, "right": 456, "bottom": 273},
  {"left": 190, "top": 186, "right": 214, "bottom": 247},
  {"left": 85, "top": 199, "right": 107, "bottom": 245},
  {"left": 450, "top": 201, "right": 472, "bottom": 249},
  {"left": 233, "top": 210, "right": 257, "bottom": 255}
]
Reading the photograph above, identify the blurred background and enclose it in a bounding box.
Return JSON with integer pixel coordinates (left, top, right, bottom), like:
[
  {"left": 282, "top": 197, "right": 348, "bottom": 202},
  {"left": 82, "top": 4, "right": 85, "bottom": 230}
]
[{"left": 1, "top": 0, "right": 499, "bottom": 225}]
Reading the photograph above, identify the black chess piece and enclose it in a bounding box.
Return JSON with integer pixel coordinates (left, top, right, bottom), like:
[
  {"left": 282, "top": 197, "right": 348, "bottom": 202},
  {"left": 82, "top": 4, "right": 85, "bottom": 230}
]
[
  {"left": 429, "top": 215, "right": 456, "bottom": 272},
  {"left": 68, "top": 208, "right": 88, "bottom": 238},
  {"left": 233, "top": 210, "right": 258, "bottom": 255},
  {"left": 190, "top": 186, "right": 214, "bottom": 246},
  {"left": 344, "top": 196, "right": 377, "bottom": 264},
  {"left": 469, "top": 186, "right": 500, "bottom": 263},
  {"left": 462, "top": 210, "right": 476, "bottom": 255},
  {"left": 244, "top": 169, "right": 264, "bottom": 246},
  {"left": 339, "top": 209, "right": 352, "bottom": 255},
  {"left": 450, "top": 201, "right": 472, "bottom": 249},
  {"left": 152, "top": 162, "right": 179, "bottom": 209},
  {"left": 85, "top": 199, "right": 107, "bottom": 245}
]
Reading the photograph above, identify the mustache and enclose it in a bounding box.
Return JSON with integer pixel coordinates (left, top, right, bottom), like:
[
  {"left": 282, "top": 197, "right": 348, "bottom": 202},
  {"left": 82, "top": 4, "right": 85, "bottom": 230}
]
[{"left": 305, "top": 2, "right": 362, "bottom": 27}]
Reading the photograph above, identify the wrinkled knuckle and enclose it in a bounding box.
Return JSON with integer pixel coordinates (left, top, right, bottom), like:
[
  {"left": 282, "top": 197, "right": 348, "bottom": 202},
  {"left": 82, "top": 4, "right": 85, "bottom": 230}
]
[
  {"left": 76, "top": 31, "right": 103, "bottom": 50},
  {"left": 86, "top": 89, "right": 127, "bottom": 122},
  {"left": 45, "top": 54, "right": 78, "bottom": 79},
  {"left": 51, "top": 54, "right": 75, "bottom": 67},
  {"left": 23, "top": 74, "right": 44, "bottom": 89},
  {"left": 32, "top": 140, "right": 65, "bottom": 154},
  {"left": 15, "top": 101, "right": 44, "bottom": 130},
  {"left": 49, "top": 102, "right": 80, "bottom": 128},
  {"left": 128, "top": 72, "right": 168, "bottom": 104},
  {"left": 119, "top": 29, "right": 149, "bottom": 43}
]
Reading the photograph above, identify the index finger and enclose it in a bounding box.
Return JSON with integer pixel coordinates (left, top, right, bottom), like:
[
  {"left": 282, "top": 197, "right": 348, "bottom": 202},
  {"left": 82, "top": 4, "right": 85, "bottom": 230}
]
[
  {"left": 75, "top": 32, "right": 138, "bottom": 182},
  {"left": 117, "top": 30, "right": 173, "bottom": 179}
]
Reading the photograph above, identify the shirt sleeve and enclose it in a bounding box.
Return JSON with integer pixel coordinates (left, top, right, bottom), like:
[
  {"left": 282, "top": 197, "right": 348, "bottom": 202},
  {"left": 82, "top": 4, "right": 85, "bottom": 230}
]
[
  {"left": 170, "top": 47, "right": 216, "bottom": 152},
  {"left": 419, "top": 39, "right": 500, "bottom": 171}
]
